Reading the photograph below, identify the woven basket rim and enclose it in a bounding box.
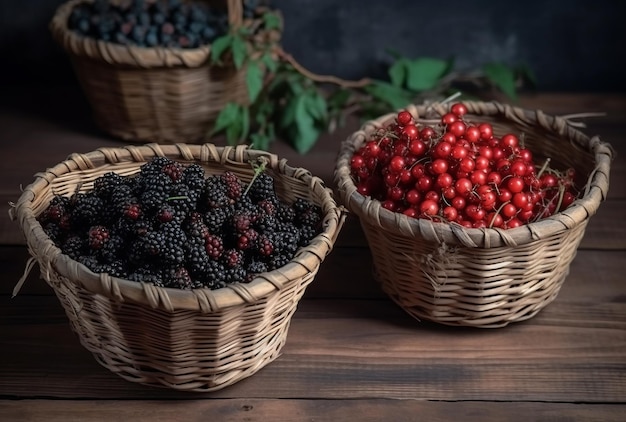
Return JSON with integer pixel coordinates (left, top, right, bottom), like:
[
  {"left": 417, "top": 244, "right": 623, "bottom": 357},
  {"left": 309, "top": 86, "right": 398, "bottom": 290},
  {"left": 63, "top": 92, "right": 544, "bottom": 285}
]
[
  {"left": 13, "top": 143, "right": 345, "bottom": 313},
  {"left": 49, "top": 0, "right": 246, "bottom": 68},
  {"left": 334, "top": 100, "right": 613, "bottom": 249}
]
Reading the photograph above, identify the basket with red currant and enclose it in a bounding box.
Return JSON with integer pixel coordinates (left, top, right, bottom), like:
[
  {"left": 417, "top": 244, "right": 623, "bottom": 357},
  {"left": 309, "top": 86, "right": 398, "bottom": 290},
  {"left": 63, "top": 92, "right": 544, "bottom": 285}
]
[{"left": 334, "top": 100, "right": 612, "bottom": 327}]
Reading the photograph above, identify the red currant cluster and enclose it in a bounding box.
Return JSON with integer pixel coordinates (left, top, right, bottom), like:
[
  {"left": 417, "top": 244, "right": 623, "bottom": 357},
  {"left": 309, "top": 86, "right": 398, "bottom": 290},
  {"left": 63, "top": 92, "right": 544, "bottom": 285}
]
[{"left": 350, "top": 103, "right": 579, "bottom": 229}]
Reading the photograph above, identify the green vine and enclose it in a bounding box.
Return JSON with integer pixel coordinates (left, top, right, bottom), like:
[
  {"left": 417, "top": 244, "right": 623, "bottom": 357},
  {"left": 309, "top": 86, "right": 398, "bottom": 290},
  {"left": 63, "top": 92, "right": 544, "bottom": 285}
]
[{"left": 209, "top": 5, "right": 535, "bottom": 154}]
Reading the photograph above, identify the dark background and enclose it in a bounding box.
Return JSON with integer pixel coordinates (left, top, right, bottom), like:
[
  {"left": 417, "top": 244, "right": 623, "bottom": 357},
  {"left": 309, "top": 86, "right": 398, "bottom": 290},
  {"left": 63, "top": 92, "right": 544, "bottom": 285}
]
[{"left": 1, "top": 0, "right": 625, "bottom": 91}]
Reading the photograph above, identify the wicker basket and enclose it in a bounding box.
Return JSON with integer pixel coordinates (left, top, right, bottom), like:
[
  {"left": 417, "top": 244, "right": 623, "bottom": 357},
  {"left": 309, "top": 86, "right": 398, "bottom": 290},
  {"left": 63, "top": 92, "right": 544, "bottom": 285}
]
[
  {"left": 50, "top": 0, "right": 271, "bottom": 143},
  {"left": 334, "top": 101, "right": 612, "bottom": 328},
  {"left": 11, "top": 143, "right": 344, "bottom": 391}
]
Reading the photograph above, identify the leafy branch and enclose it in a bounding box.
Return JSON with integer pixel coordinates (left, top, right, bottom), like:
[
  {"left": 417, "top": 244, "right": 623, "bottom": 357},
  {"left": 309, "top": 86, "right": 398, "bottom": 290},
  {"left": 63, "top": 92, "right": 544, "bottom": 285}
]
[{"left": 208, "top": 6, "right": 535, "bottom": 154}]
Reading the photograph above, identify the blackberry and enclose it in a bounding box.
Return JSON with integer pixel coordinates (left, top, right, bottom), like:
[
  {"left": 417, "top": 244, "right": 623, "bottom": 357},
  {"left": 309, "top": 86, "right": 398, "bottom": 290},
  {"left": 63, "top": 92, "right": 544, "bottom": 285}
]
[
  {"left": 184, "top": 212, "right": 210, "bottom": 239},
  {"left": 139, "top": 156, "right": 173, "bottom": 175},
  {"left": 61, "top": 235, "right": 86, "bottom": 260},
  {"left": 225, "top": 265, "right": 247, "bottom": 284},
  {"left": 97, "top": 233, "right": 126, "bottom": 264},
  {"left": 271, "top": 229, "right": 300, "bottom": 257},
  {"left": 204, "top": 205, "right": 232, "bottom": 234},
  {"left": 182, "top": 163, "right": 206, "bottom": 204},
  {"left": 246, "top": 259, "right": 268, "bottom": 278},
  {"left": 268, "top": 253, "right": 291, "bottom": 271},
  {"left": 38, "top": 195, "right": 69, "bottom": 225},
  {"left": 202, "top": 175, "right": 231, "bottom": 209},
  {"left": 299, "top": 225, "right": 318, "bottom": 247},
  {"left": 127, "top": 266, "right": 164, "bottom": 287},
  {"left": 203, "top": 259, "right": 227, "bottom": 290},
  {"left": 42, "top": 222, "right": 66, "bottom": 244},
  {"left": 94, "top": 260, "right": 129, "bottom": 279},
  {"left": 159, "top": 222, "right": 187, "bottom": 265},
  {"left": 168, "top": 183, "right": 196, "bottom": 216},
  {"left": 77, "top": 255, "right": 100, "bottom": 273},
  {"left": 138, "top": 172, "right": 172, "bottom": 213},
  {"left": 162, "top": 266, "right": 194, "bottom": 290},
  {"left": 70, "top": 192, "right": 104, "bottom": 228},
  {"left": 111, "top": 184, "right": 137, "bottom": 215},
  {"left": 155, "top": 203, "right": 183, "bottom": 225},
  {"left": 93, "top": 172, "right": 126, "bottom": 200},
  {"left": 276, "top": 202, "right": 296, "bottom": 223},
  {"left": 185, "top": 237, "right": 211, "bottom": 278},
  {"left": 254, "top": 213, "right": 278, "bottom": 234},
  {"left": 247, "top": 172, "right": 275, "bottom": 202}
]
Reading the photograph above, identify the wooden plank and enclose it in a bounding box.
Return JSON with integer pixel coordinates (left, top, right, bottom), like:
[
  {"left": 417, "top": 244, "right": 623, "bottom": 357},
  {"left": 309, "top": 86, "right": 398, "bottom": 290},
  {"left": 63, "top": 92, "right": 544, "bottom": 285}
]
[
  {"left": 0, "top": 399, "right": 624, "bottom": 422},
  {"left": 1, "top": 289, "right": 625, "bottom": 401}
]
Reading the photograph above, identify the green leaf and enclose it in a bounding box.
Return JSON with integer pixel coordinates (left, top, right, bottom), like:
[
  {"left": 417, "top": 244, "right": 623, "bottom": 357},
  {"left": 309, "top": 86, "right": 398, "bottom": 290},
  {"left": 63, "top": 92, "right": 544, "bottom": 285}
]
[
  {"left": 210, "top": 102, "right": 240, "bottom": 135},
  {"left": 279, "top": 94, "right": 298, "bottom": 129},
  {"left": 483, "top": 62, "right": 518, "bottom": 100},
  {"left": 245, "top": 60, "right": 264, "bottom": 103},
  {"left": 292, "top": 94, "right": 320, "bottom": 154},
  {"left": 364, "top": 80, "right": 412, "bottom": 110},
  {"left": 210, "top": 34, "right": 233, "bottom": 63},
  {"left": 388, "top": 58, "right": 409, "bottom": 87},
  {"left": 405, "top": 57, "right": 450, "bottom": 92},
  {"left": 231, "top": 35, "right": 248, "bottom": 69},
  {"left": 261, "top": 51, "right": 278, "bottom": 74},
  {"left": 305, "top": 90, "right": 328, "bottom": 122},
  {"left": 263, "top": 12, "right": 282, "bottom": 30}
]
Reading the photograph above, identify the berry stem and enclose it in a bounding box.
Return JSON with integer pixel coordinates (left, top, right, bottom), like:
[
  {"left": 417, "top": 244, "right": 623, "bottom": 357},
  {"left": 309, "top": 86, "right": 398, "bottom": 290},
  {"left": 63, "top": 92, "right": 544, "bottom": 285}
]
[
  {"left": 536, "top": 157, "right": 551, "bottom": 178},
  {"left": 243, "top": 158, "right": 268, "bottom": 197}
]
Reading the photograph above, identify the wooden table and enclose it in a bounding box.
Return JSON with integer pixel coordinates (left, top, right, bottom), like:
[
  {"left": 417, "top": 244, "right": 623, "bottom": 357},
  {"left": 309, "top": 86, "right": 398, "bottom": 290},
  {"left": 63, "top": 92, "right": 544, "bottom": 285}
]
[{"left": 1, "top": 87, "right": 625, "bottom": 421}]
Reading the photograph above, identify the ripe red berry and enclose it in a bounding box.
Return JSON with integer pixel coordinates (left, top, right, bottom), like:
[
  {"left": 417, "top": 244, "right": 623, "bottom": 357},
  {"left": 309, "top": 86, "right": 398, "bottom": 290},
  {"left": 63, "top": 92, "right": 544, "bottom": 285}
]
[
  {"left": 450, "top": 103, "right": 468, "bottom": 117},
  {"left": 397, "top": 110, "right": 413, "bottom": 126}
]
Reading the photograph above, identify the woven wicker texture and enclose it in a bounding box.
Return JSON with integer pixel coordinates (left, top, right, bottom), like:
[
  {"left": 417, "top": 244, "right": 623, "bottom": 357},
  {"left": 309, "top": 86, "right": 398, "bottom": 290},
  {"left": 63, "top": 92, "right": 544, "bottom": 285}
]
[
  {"left": 334, "top": 101, "right": 613, "bottom": 328},
  {"left": 49, "top": 0, "right": 261, "bottom": 143},
  {"left": 13, "top": 143, "right": 344, "bottom": 391}
]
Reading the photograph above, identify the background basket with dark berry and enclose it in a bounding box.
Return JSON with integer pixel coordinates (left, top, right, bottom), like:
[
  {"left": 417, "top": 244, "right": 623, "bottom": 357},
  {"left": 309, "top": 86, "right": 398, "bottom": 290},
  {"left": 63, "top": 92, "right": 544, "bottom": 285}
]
[
  {"left": 11, "top": 142, "right": 344, "bottom": 392},
  {"left": 50, "top": 0, "right": 278, "bottom": 143},
  {"left": 334, "top": 100, "right": 613, "bottom": 328}
]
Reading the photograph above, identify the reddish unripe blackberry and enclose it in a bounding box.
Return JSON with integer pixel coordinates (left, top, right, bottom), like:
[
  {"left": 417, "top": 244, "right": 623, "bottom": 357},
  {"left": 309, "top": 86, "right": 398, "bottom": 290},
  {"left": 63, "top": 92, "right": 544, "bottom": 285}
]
[
  {"left": 123, "top": 203, "right": 142, "bottom": 220},
  {"left": 222, "top": 248, "right": 243, "bottom": 269},
  {"left": 88, "top": 225, "right": 110, "bottom": 250},
  {"left": 205, "top": 233, "right": 224, "bottom": 260},
  {"left": 221, "top": 171, "right": 243, "bottom": 201},
  {"left": 256, "top": 235, "right": 274, "bottom": 257},
  {"left": 237, "top": 228, "right": 259, "bottom": 250},
  {"left": 163, "top": 162, "right": 184, "bottom": 182}
]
